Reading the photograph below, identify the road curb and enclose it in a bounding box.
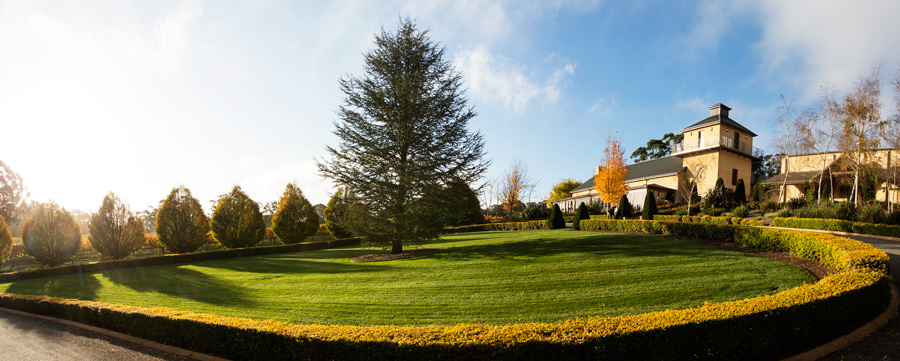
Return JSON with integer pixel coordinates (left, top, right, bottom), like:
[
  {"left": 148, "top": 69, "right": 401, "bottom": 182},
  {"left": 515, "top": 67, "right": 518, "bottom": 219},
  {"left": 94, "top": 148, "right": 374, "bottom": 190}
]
[
  {"left": 0, "top": 306, "right": 229, "bottom": 361},
  {"left": 783, "top": 283, "right": 899, "bottom": 361}
]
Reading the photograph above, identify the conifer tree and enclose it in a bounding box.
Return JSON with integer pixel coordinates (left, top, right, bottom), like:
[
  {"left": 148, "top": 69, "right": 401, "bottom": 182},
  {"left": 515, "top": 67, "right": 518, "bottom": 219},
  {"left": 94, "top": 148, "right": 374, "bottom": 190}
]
[
  {"left": 443, "top": 177, "right": 484, "bottom": 226},
  {"left": 548, "top": 203, "right": 566, "bottom": 229},
  {"left": 21, "top": 202, "right": 82, "bottom": 266},
  {"left": 318, "top": 18, "right": 488, "bottom": 254},
  {"left": 642, "top": 192, "right": 657, "bottom": 220},
  {"left": 323, "top": 187, "right": 354, "bottom": 239},
  {"left": 155, "top": 186, "right": 210, "bottom": 253},
  {"left": 211, "top": 186, "right": 266, "bottom": 248},
  {"left": 572, "top": 203, "right": 589, "bottom": 230},
  {"left": 615, "top": 194, "right": 633, "bottom": 219},
  {"left": 88, "top": 192, "right": 146, "bottom": 259},
  {"left": 272, "top": 183, "right": 319, "bottom": 244},
  {"left": 734, "top": 179, "right": 747, "bottom": 204}
]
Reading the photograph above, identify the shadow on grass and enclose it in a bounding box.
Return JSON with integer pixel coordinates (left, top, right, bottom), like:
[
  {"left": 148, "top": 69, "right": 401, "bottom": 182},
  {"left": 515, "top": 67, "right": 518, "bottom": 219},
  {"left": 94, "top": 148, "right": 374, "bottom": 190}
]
[
  {"left": 98, "top": 266, "right": 259, "bottom": 308},
  {"left": 432, "top": 233, "right": 725, "bottom": 262},
  {"left": 198, "top": 255, "right": 392, "bottom": 275},
  {"left": 4, "top": 268, "right": 103, "bottom": 301}
]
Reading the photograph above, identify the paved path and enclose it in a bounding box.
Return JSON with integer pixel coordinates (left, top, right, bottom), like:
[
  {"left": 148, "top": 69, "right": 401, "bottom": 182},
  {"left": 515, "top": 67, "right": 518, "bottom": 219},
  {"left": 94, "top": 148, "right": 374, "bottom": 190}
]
[
  {"left": 0, "top": 309, "right": 190, "bottom": 361},
  {"left": 812, "top": 232, "right": 900, "bottom": 361}
]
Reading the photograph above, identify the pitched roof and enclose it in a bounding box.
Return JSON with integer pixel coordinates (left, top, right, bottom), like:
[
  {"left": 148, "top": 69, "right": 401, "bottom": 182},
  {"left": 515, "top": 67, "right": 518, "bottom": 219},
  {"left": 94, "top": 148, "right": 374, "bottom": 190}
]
[
  {"left": 680, "top": 115, "right": 758, "bottom": 137},
  {"left": 571, "top": 156, "right": 684, "bottom": 193}
]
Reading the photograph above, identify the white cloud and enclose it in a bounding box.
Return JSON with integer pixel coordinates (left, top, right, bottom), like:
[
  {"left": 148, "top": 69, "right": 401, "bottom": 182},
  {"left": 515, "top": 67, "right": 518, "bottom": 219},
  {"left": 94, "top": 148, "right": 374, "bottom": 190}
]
[
  {"left": 675, "top": 95, "right": 711, "bottom": 115},
  {"left": 588, "top": 97, "right": 617, "bottom": 117},
  {"left": 454, "top": 46, "right": 575, "bottom": 115},
  {"left": 751, "top": 0, "right": 900, "bottom": 101}
]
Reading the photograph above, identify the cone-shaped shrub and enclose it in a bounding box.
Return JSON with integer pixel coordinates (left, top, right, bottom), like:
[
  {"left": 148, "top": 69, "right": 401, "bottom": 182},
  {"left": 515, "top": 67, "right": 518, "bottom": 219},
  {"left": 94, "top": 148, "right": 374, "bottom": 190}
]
[
  {"left": 547, "top": 204, "right": 566, "bottom": 229},
  {"left": 734, "top": 179, "right": 747, "bottom": 204},
  {"left": 156, "top": 186, "right": 210, "bottom": 253},
  {"left": 21, "top": 202, "right": 82, "bottom": 266},
  {"left": 89, "top": 192, "right": 146, "bottom": 259},
  {"left": 715, "top": 178, "right": 725, "bottom": 190},
  {"left": 211, "top": 186, "right": 266, "bottom": 249},
  {"left": 615, "top": 194, "right": 633, "bottom": 219},
  {"left": 323, "top": 187, "right": 353, "bottom": 239},
  {"left": 572, "top": 203, "right": 589, "bottom": 230},
  {"left": 0, "top": 215, "right": 12, "bottom": 263},
  {"left": 642, "top": 192, "right": 657, "bottom": 220},
  {"left": 272, "top": 183, "right": 320, "bottom": 244}
]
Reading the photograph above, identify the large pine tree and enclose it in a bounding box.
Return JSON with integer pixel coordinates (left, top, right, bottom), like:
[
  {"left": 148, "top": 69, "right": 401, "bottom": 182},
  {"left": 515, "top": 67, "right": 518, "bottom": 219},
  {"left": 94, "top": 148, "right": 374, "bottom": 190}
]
[{"left": 318, "top": 18, "right": 488, "bottom": 254}]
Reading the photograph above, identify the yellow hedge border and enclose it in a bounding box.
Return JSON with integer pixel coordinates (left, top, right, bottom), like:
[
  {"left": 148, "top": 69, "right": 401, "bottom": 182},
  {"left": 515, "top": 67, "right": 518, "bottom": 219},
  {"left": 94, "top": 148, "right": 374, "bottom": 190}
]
[{"left": 0, "top": 221, "right": 892, "bottom": 360}]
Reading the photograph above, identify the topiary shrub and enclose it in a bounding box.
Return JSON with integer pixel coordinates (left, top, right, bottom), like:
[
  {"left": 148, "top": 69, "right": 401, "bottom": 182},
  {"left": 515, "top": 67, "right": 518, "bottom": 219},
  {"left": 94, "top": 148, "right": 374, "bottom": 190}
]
[
  {"left": 734, "top": 179, "right": 746, "bottom": 204},
  {"left": 272, "top": 183, "right": 320, "bottom": 244},
  {"left": 211, "top": 186, "right": 266, "bottom": 249},
  {"left": 88, "top": 192, "right": 146, "bottom": 259},
  {"left": 714, "top": 178, "right": 725, "bottom": 190},
  {"left": 155, "top": 186, "right": 210, "bottom": 254},
  {"left": 642, "top": 192, "right": 657, "bottom": 220},
  {"left": 547, "top": 204, "right": 565, "bottom": 229},
  {"left": 0, "top": 215, "right": 12, "bottom": 263},
  {"left": 615, "top": 194, "right": 633, "bottom": 219},
  {"left": 21, "top": 202, "right": 82, "bottom": 267},
  {"left": 706, "top": 207, "right": 724, "bottom": 217},
  {"left": 572, "top": 203, "right": 589, "bottom": 230},
  {"left": 323, "top": 187, "right": 354, "bottom": 239}
]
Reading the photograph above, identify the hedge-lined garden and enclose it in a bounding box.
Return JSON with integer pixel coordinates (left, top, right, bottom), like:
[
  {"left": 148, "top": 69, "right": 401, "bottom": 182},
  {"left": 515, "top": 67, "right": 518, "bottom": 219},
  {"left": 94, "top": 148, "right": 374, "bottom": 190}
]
[
  {"left": 773, "top": 217, "right": 900, "bottom": 238},
  {"left": 0, "top": 221, "right": 890, "bottom": 360}
]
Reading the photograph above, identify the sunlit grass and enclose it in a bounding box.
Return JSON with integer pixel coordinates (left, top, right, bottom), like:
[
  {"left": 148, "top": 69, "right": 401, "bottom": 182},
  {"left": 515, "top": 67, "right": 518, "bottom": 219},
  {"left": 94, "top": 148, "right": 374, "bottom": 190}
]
[{"left": 0, "top": 230, "right": 815, "bottom": 326}]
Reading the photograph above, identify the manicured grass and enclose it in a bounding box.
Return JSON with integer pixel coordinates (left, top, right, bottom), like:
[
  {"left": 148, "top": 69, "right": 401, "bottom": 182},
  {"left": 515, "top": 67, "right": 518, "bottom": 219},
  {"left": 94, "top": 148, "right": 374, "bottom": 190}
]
[{"left": 0, "top": 230, "right": 815, "bottom": 326}]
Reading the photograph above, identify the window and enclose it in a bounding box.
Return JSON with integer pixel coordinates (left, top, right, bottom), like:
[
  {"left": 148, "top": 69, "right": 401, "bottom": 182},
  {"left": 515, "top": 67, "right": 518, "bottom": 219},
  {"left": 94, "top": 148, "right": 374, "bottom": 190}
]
[{"left": 731, "top": 169, "right": 738, "bottom": 186}]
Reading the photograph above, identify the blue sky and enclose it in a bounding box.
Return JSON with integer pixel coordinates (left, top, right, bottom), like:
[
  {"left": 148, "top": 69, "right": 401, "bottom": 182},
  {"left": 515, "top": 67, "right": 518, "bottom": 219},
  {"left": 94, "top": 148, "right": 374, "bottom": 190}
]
[{"left": 1, "top": 0, "right": 899, "bottom": 212}]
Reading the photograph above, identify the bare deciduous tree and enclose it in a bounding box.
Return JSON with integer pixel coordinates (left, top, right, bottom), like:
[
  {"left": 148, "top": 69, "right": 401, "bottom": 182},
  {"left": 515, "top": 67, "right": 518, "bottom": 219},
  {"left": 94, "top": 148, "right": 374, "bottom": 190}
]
[
  {"left": 499, "top": 159, "right": 536, "bottom": 217},
  {"left": 838, "top": 66, "right": 885, "bottom": 205},
  {"left": 798, "top": 84, "right": 841, "bottom": 203},
  {"left": 774, "top": 96, "right": 805, "bottom": 203}
]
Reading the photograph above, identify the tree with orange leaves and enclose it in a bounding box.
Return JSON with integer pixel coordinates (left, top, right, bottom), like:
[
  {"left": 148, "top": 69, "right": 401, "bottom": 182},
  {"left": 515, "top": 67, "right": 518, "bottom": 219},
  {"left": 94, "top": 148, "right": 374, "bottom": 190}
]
[{"left": 595, "top": 133, "right": 628, "bottom": 205}]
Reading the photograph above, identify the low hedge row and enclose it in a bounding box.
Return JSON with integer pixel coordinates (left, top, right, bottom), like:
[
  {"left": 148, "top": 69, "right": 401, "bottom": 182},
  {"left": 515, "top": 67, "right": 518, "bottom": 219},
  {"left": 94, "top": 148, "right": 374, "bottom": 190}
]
[
  {"left": 655, "top": 215, "right": 765, "bottom": 227},
  {"left": 444, "top": 221, "right": 549, "bottom": 233},
  {"left": 0, "top": 221, "right": 891, "bottom": 360},
  {"left": 774, "top": 217, "right": 900, "bottom": 238},
  {"left": 0, "top": 238, "right": 361, "bottom": 284},
  {"left": 577, "top": 219, "right": 888, "bottom": 273}
]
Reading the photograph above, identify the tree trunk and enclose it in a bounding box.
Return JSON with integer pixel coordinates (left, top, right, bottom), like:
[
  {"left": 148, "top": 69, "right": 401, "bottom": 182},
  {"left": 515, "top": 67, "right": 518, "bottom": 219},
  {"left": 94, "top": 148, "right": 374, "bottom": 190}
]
[{"left": 391, "top": 238, "right": 403, "bottom": 254}]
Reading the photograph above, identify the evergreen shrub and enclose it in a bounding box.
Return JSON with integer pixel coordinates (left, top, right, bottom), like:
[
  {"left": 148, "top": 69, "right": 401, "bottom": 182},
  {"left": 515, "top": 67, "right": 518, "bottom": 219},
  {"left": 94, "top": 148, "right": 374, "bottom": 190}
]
[
  {"left": 272, "top": 183, "right": 320, "bottom": 244},
  {"left": 734, "top": 179, "right": 746, "bottom": 204},
  {"left": 21, "top": 202, "right": 82, "bottom": 266},
  {"left": 547, "top": 204, "right": 565, "bottom": 229},
  {"left": 642, "top": 192, "right": 657, "bottom": 220},
  {"left": 156, "top": 186, "right": 210, "bottom": 254},
  {"left": 89, "top": 193, "right": 146, "bottom": 259},
  {"left": 211, "top": 186, "right": 266, "bottom": 249},
  {"left": 615, "top": 194, "right": 633, "bottom": 219},
  {"left": 572, "top": 203, "right": 588, "bottom": 230}
]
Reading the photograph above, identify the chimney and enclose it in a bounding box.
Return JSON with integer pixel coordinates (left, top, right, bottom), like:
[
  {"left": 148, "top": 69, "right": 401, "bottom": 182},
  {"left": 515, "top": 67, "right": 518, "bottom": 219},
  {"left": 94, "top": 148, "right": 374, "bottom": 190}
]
[
  {"left": 595, "top": 166, "right": 602, "bottom": 175},
  {"left": 709, "top": 103, "right": 731, "bottom": 118}
]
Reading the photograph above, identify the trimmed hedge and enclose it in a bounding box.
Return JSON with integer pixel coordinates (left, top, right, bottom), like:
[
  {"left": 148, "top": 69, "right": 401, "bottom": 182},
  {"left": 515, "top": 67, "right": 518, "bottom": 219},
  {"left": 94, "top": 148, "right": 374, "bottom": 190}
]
[
  {"left": 577, "top": 219, "right": 888, "bottom": 273},
  {"left": 0, "top": 238, "right": 361, "bottom": 284},
  {"left": 0, "top": 221, "right": 890, "bottom": 360},
  {"left": 444, "top": 221, "right": 549, "bottom": 234},
  {"left": 773, "top": 217, "right": 900, "bottom": 239}
]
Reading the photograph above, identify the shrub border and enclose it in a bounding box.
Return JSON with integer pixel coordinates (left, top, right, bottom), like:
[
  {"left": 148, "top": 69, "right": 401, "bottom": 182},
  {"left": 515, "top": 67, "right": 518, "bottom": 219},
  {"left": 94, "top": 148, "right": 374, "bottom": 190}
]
[
  {"left": 773, "top": 217, "right": 900, "bottom": 239},
  {"left": 0, "top": 223, "right": 891, "bottom": 360}
]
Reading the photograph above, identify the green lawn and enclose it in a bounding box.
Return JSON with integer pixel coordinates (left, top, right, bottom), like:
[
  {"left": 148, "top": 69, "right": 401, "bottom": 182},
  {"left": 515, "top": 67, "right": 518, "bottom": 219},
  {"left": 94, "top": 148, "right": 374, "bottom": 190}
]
[{"left": 0, "top": 230, "right": 815, "bottom": 326}]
